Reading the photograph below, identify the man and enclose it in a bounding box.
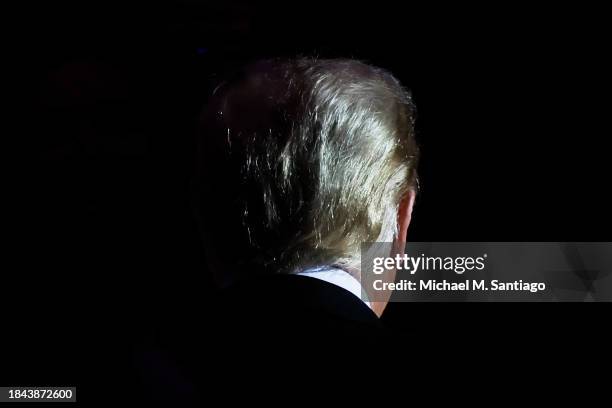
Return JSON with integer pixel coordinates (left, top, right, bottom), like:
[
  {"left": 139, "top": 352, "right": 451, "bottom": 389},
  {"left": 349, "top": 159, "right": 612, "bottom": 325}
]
[
  {"left": 197, "top": 57, "right": 419, "bottom": 325},
  {"left": 134, "top": 59, "right": 419, "bottom": 403}
]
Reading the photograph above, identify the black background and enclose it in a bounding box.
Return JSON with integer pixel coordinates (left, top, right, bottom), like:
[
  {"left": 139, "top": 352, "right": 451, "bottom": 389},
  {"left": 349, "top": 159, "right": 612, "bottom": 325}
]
[{"left": 5, "top": 0, "right": 610, "bottom": 395}]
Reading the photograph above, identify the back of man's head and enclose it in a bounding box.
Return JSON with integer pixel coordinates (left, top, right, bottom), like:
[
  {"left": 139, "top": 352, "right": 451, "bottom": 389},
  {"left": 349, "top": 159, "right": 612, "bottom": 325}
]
[{"left": 198, "top": 58, "right": 418, "bottom": 285}]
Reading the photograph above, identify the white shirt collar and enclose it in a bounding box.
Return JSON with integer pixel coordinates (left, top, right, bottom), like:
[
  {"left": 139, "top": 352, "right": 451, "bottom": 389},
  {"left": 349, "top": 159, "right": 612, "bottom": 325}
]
[{"left": 295, "top": 265, "right": 371, "bottom": 309}]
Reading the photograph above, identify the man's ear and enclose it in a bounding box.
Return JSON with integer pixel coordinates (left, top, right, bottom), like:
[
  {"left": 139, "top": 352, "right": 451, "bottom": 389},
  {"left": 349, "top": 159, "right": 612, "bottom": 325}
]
[
  {"left": 370, "top": 189, "right": 417, "bottom": 318},
  {"left": 396, "top": 189, "right": 416, "bottom": 245}
]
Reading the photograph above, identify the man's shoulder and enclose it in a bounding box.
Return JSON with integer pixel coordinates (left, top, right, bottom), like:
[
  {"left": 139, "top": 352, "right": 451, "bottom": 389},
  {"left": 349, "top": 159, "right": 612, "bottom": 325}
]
[{"left": 130, "top": 273, "right": 389, "bottom": 404}]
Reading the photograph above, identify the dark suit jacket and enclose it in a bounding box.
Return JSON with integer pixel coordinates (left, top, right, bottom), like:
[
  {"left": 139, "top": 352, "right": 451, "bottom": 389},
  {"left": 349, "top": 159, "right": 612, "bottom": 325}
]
[{"left": 131, "top": 274, "right": 385, "bottom": 406}]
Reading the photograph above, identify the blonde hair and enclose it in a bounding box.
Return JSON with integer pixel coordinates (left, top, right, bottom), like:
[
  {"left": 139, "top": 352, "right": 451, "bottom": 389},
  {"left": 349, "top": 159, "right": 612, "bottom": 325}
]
[{"left": 198, "top": 58, "right": 418, "bottom": 282}]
